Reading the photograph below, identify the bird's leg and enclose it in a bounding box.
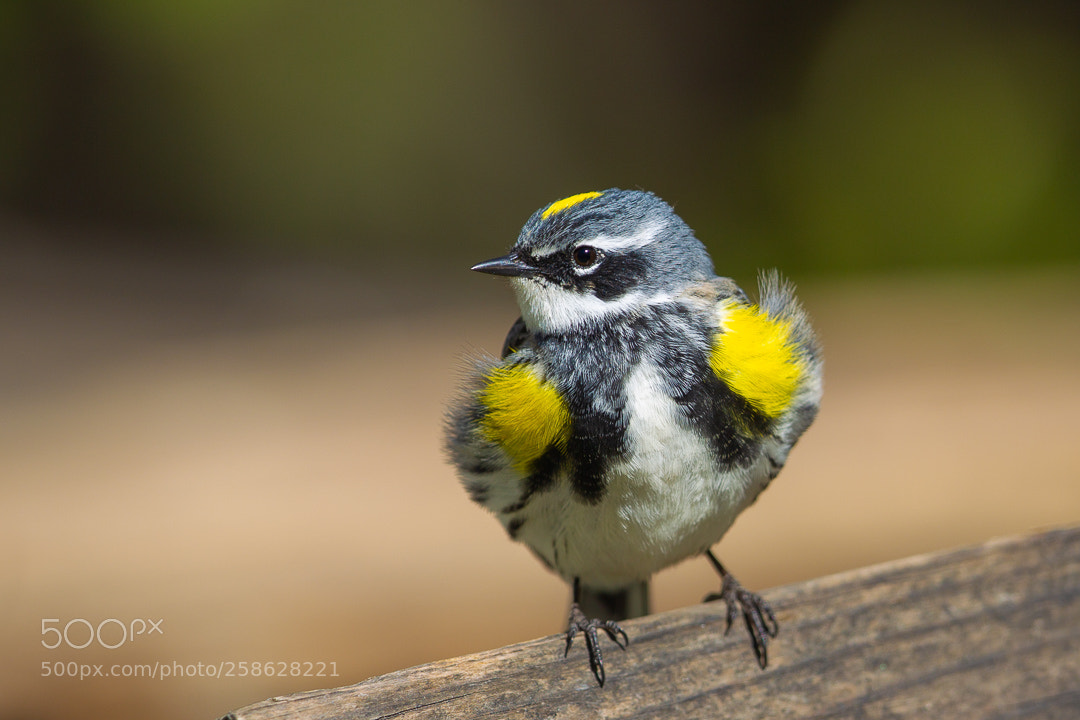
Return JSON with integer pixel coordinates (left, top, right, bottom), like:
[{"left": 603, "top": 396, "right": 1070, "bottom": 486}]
[
  {"left": 564, "top": 577, "right": 629, "bottom": 686},
  {"left": 703, "top": 550, "right": 778, "bottom": 669}
]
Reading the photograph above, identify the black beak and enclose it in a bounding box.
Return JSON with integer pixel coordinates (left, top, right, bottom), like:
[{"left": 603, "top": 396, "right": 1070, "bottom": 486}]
[{"left": 471, "top": 254, "right": 538, "bottom": 278}]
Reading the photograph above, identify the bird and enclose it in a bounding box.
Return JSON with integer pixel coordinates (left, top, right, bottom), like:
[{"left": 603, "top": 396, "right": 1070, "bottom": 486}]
[{"left": 444, "top": 188, "right": 823, "bottom": 686}]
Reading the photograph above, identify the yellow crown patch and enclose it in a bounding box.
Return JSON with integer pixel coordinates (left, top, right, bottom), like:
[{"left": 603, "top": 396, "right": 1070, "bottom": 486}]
[{"left": 541, "top": 191, "right": 603, "bottom": 220}]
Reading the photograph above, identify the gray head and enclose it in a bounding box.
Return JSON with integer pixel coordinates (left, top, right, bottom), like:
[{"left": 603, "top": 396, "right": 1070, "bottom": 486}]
[{"left": 472, "top": 189, "right": 715, "bottom": 332}]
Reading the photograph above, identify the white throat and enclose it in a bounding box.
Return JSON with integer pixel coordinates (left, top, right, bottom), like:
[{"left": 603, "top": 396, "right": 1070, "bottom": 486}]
[{"left": 511, "top": 277, "right": 669, "bottom": 333}]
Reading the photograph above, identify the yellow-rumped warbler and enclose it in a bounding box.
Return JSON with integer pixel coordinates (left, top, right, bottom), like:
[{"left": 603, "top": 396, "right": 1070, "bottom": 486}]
[{"left": 445, "top": 189, "right": 823, "bottom": 686}]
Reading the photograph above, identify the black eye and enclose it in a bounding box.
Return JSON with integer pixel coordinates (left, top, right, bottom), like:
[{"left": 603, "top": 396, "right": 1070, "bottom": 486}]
[{"left": 572, "top": 245, "right": 599, "bottom": 268}]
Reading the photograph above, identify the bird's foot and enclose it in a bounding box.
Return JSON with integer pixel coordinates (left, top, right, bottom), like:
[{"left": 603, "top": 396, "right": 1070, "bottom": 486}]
[
  {"left": 704, "top": 557, "right": 778, "bottom": 669},
  {"left": 564, "top": 602, "right": 628, "bottom": 687}
]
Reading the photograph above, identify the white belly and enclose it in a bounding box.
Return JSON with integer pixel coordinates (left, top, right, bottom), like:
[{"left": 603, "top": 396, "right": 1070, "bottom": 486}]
[{"left": 514, "top": 362, "right": 769, "bottom": 590}]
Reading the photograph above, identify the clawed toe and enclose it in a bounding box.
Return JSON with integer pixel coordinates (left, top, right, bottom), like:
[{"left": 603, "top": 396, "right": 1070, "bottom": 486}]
[
  {"left": 565, "top": 603, "right": 629, "bottom": 686},
  {"left": 704, "top": 552, "right": 778, "bottom": 669}
]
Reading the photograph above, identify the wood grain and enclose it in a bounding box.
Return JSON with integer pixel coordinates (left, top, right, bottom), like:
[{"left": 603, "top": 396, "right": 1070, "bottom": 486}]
[{"left": 224, "top": 525, "right": 1080, "bottom": 719}]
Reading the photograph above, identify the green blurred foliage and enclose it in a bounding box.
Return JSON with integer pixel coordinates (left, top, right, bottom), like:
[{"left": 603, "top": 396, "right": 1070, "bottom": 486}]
[
  {"left": 768, "top": 1, "right": 1080, "bottom": 273},
  {"left": 1, "top": 0, "right": 1078, "bottom": 276}
]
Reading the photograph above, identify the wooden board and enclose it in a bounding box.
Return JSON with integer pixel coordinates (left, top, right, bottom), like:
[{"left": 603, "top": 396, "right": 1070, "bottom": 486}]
[{"left": 224, "top": 525, "right": 1080, "bottom": 719}]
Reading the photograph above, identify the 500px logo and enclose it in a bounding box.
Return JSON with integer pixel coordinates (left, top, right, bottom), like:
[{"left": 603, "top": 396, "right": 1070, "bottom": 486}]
[{"left": 41, "top": 618, "right": 164, "bottom": 650}]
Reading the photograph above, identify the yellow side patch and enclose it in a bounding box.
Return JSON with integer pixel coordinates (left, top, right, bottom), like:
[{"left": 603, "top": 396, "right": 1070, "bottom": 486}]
[
  {"left": 711, "top": 302, "right": 803, "bottom": 419},
  {"left": 541, "top": 191, "right": 603, "bottom": 220},
  {"left": 480, "top": 364, "right": 571, "bottom": 472}
]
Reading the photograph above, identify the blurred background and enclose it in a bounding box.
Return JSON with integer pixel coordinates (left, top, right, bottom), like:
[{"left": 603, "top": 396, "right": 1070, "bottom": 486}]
[{"left": 2, "top": 1, "right": 1079, "bottom": 718}]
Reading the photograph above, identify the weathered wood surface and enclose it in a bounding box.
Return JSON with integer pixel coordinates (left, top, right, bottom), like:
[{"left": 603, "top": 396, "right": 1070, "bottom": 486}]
[{"left": 225, "top": 525, "right": 1080, "bottom": 719}]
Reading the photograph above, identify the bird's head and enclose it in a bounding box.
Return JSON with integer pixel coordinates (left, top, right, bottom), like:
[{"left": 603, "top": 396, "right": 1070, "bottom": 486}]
[{"left": 472, "top": 189, "right": 715, "bottom": 333}]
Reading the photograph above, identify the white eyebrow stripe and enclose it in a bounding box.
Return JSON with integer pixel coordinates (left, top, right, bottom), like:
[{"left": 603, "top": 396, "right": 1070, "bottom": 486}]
[
  {"left": 528, "top": 221, "right": 663, "bottom": 259},
  {"left": 530, "top": 242, "right": 563, "bottom": 258},
  {"left": 588, "top": 221, "right": 663, "bottom": 253}
]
